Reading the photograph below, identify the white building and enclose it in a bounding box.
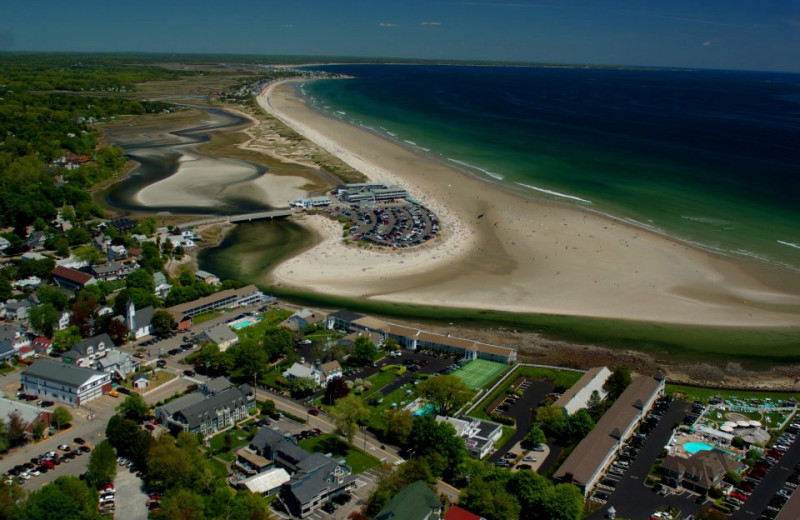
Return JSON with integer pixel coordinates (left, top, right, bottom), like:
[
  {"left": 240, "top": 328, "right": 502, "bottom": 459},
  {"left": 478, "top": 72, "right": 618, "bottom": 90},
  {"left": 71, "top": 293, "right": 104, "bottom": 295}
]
[
  {"left": 21, "top": 360, "right": 111, "bottom": 406},
  {"left": 554, "top": 366, "right": 612, "bottom": 416},
  {"left": 435, "top": 415, "right": 504, "bottom": 459}
]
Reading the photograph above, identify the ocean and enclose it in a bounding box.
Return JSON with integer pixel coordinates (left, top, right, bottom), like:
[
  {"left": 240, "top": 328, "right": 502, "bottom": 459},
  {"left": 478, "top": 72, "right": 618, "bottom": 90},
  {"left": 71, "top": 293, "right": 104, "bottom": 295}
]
[{"left": 302, "top": 64, "right": 800, "bottom": 271}]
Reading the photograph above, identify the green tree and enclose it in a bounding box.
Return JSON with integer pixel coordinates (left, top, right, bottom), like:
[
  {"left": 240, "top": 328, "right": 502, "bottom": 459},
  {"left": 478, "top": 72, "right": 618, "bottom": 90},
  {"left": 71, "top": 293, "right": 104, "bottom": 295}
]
[
  {"left": 567, "top": 408, "right": 595, "bottom": 444},
  {"left": 382, "top": 408, "right": 414, "bottom": 445},
  {"left": 351, "top": 336, "right": 377, "bottom": 366},
  {"left": 73, "top": 245, "right": 102, "bottom": 265},
  {"left": 52, "top": 406, "right": 73, "bottom": 430},
  {"left": 52, "top": 325, "right": 83, "bottom": 352},
  {"left": 408, "top": 415, "right": 466, "bottom": 479},
  {"left": 150, "top": 310, "right": 176, "bottom": 336},
  {"left": 289, "top": 376, "right": 317, "bottom": 398},
  {"left": 85, "top": 440, "right": 117, "bottom": 489},
  {"left": 20, "top": 476, "right": 100, "bottom": 520},
  {"left": 28, "top": 303, "right": 59, "bottom": 337},
  {"left": 105, "top": 414, "right": 152, "bottom": 468},
  {"left": 229, "top": 340, "right": 267, "bottom": 381},
  {"left": 331, "top": 394, "right": 370, "bottom": 443},
  {"left": 0, "top": 480, "right": 25, "bottom": 520},
  {"left": 139, "top": 242, "right": 164, "bottom": 272},
  {"left": 725, "top": 470, "right": 743, "bottom": 485},
  {"left": 262, "top": 328, "right": 293, "bottom": 361},
  {"left": 0, "top": 274, "right": 11, "bottom": 302},
  {"left": 36, "top": 285, "right": 69, "bottom": 311},
  {"left": 6, "top": 412, "right": 26, "bottom": 446},
  {"left": 604, "top": 365, "right": 633, "bottom": 400},
  {"left": 418, "top": 375, "right": 472, "bottom": 416},
  {"left": 523, "top": 424, "right": 547, "bottom": 448},
  {"left": 65, "top": 227, "right": 91, "bottom": 246},
  {"left": 119, "top": 393, "right": 149, "bottom": 422},
  {"left": 536, "top": 405, "right": 569, "bottom": 441},
  {"left": 151, "top": 489, "right": 206, "bottom": 520},
  {"left": 126, "top": 268, "right": 155, "bottom": 293},
  {"left": 459, "top": 469, "right": 520, "bottom": 520}
]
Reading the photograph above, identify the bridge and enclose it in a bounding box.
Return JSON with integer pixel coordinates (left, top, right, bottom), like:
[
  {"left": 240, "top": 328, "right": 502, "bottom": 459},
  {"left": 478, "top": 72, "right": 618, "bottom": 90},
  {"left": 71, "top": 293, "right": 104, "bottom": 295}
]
[{"left": 177, "top": 209, "right": 292, "bottom": 230}]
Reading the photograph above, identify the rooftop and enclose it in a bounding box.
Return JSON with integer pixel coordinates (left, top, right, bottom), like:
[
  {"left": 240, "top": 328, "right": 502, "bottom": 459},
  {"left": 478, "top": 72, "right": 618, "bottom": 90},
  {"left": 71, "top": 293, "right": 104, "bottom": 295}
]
[{"left": 22, "top": 359, "right": 107, "bottom": 388}]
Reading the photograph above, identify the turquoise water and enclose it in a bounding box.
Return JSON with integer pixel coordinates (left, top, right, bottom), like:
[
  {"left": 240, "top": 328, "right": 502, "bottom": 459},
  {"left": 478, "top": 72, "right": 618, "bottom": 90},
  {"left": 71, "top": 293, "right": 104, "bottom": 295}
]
[
  {"left": 232, "top": 321, "right": 252, "bottom": 330},
  {"left": 684, "top": 441, "right": 715, "bottom": 454},
  {"left": 303, "top": 65, "right": 800, "bottom": 272},
  {"left": 413, "top": 403, "right": 436, "bottom": 417}
]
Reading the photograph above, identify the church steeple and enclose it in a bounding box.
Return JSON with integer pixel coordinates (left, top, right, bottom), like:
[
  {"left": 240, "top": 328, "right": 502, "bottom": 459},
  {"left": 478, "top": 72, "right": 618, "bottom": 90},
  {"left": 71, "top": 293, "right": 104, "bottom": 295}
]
[{"left": 127, "top": 300, "right": 136, "bottom": 330}]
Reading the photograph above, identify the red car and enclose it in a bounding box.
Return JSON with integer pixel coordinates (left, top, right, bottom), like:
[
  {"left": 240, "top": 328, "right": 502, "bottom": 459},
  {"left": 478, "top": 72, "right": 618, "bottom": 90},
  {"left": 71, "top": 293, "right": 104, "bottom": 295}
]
[
  {"left": 307, "top": 408, "right": 320, "bottom": 416},
  {"left": 144, "top": 424, "right": 155, "bottom": 431}
]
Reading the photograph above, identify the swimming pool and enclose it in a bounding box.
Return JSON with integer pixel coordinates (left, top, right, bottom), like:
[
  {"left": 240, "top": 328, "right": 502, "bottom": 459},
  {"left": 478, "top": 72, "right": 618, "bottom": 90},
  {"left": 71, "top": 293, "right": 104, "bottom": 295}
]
[
  {"left": 684, "top": 442, "right": 715, "bottom": 454},
  {"left": 232, "top": 320, "right": 252, "bottom": 330},
  {"left": 412, "top": 403, "right": 435, "bottom": 417}
]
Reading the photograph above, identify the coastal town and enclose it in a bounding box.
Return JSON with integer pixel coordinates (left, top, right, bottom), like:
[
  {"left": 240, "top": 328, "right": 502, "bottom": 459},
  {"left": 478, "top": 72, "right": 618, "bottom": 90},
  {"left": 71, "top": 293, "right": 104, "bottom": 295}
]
[{"left": 0, "top": 52, "right": 798, "bottom": 520}]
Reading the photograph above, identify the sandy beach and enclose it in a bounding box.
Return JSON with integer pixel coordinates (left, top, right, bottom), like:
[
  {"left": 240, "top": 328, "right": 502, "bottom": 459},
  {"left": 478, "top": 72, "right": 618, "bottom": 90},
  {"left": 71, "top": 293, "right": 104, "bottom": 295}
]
[{"left": 257, "top": 80, "right": 800, "bottom": 327}]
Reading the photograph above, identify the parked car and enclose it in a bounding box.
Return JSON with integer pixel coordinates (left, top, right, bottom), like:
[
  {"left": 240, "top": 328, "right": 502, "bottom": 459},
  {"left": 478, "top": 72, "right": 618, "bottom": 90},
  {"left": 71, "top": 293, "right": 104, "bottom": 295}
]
[{"left": 307, "top": 408, "right": 320, "bottom": 416}]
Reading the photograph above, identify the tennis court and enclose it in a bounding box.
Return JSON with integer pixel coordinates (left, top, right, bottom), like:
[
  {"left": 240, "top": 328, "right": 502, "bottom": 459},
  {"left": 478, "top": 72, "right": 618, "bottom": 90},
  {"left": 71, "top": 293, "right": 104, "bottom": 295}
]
[{"left": 453, "top": 360, "right": 508, "bottom": 389}]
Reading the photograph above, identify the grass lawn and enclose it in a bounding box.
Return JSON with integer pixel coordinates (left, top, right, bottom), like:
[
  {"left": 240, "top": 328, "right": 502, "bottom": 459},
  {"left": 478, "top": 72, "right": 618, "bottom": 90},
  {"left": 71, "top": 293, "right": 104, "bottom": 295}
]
[
  {"left": 207, "top": 457, "right": 229, "bottom": 479},
  {"left": 0, "top": 364, "right": 16, "bottom": 375},
  {"left": 119, "top": 369, "right": 176, "bottom": 390},
  {"left": 259, "top": 308, "right": 293, "bottom": 327},
  {"left": 192, "top": 311, "right": 222, "bottom": 325},
  {"left": 360, "top": 368, "right": 403, "bottom": 400},
  {"left": 666, "top": 384, "right": 800, "bottom": 403},
  {"left": 298, "top": 434, "right": 380, "bottom": 474},
  {"left": 366, "top": 383, "right": 420, "bottom": 431},
  {"left": 208, "top": 427, "right": 252, "bottom": 461}
]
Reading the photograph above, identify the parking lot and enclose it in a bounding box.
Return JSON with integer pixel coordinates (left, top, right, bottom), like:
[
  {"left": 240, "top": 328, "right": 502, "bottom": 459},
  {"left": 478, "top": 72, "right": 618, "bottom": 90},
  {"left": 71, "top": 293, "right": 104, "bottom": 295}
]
[{"left": 325, "top": 201, "right": 439, "bottom": 248}]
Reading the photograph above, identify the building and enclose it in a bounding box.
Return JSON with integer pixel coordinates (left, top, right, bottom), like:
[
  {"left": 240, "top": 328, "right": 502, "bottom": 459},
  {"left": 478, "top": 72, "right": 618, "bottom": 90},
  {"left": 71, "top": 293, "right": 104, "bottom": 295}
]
[
  {"left": 373, "top": 480, "right": 441, "bottom": 520},
  {"left": 5, "top": 300, "right": 31, "bottom": 321},
  {"left": 337, "top": 183, "right": 409, "bottom": 203},
  {"left": 283, "top": 363, "right": 320, "bottom": 386},
  {"left": 554, "top": 374, "right": 665, "bottom": 496},
  {"left": 51, "top": 266, "right": 96, "bottom": 291},
  {"left": 554, "top": 366, "right": 612, "bottom": 416},
  {"left": 21, "top": 360, "right": 111, "bottom": 406},
  {"left": 435, "top": 416, "right": 503, "bottom": 459},
  {"left": 325, "top": 310, "right": 365, "bottom": 331},
  {"left": 0, "top": 398, "right": 51, "bottom": 437},
  {"left": 444, "top": 505, "right": 484, "bottom": 520},
  {"left": 250, "top": 428, "right": 313, "bottom": 473},
  {"left": 126, "top": 301, "right": 155, "bottom": 339},
  {"left": 239, "top": 467, "right": 291, "bottom": 496},
  {"left": 133, "top": 375, "right": 150, "bottom": 390},
  {"left": 235, "top": 447, "right": 274, "bottom": 476},
  {"left": 94, "top": 349, "right": 139, "bottom": 379},
  {"left": 31, "top": 337, "right": 53, "bottom": 356},
  {"left": 166, "top": 285, "right": 266, "bottom": 328},
  {"left": 158, "top": 384, "right": 255, "bottom": 436},
  {"left": 27, "top": 231, "right": 46, "bottom": 250},
  {"left": 290, "top": 196, "right": 332, "bottom": 209},
  {"left": 319, "top": 361, "right": 342, "bottom": 385},
  {"left": 281, "top": 309, "right": 323, "bottom": 332},
  {"left": 195, "top": 270, "right": 220, "bottom": 286},
  {"left": 196, "top": 324, "right": 239, "bottom": 352},
  {"left": 61, "top": 333, "right": 115, "bottom": 368},
  {"left": 0, "top": 325, "right": 29, "bottom": 361},
  {"left": 153, "top": 272, "right": 172, "bottom": 299},
  {"left": 280, "top": 453, "right": 357, "bottom": 518},
  {"left": 661, "top": 450, "right": 742, "bottom": 495},
  {"left": 737, "top": 427, "right": 771, "bottom": 447},
  {"left": 91, "top": 261, "right": 134, "bottom": 282},
  {"left": 109, "top": 218, "right": 138, "bottom": 233}
]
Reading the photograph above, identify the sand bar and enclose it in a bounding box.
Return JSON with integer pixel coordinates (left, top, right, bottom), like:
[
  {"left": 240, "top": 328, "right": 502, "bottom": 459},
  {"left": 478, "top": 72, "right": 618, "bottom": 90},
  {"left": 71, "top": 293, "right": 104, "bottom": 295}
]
[{"left": 258, "top": 80, "right": 800, "bottom": 327}]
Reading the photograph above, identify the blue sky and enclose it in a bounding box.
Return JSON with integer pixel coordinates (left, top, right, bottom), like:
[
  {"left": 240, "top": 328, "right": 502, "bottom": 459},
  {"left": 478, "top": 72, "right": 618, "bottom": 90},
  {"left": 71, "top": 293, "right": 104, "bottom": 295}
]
[{"left": 3, "top": 0, "right": 799, "bottom": 72}]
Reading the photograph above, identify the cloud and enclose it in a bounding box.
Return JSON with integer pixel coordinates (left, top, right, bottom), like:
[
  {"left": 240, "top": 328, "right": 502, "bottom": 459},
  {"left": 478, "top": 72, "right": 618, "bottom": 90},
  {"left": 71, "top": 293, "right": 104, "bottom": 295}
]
[
  {"left": 421, "top": 22, "right": 442, "bottom": 26},
  {"left": 703, "top": 41, "right": 712, "bottom": 46},
  {"left": 379, "top": 22, "right": 398, "bottom": 27}
]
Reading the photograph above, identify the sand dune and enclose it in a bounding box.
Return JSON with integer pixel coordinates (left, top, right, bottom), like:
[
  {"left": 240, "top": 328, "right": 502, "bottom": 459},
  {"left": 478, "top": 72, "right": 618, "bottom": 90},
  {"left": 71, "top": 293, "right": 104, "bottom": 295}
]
[{"left": 257, "top": 80, "right": 800, "bottom": 327}]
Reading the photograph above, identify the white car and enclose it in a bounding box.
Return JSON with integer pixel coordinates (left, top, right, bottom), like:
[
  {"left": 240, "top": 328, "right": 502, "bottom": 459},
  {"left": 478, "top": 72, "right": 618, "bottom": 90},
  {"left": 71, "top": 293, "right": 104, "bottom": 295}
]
[
  {"left": 58, "top": 444, "right": 70, "bottom": 451},
  {"left": 522, "top": 456, "right": 537, "bottom": 462},
  {"left": 100, "top": 495, "right": 115, "bottom": 504},
  {"left": 20, "top": 472, "right": 31, "bottom": 480},
  {"left": 30, "top": 470, "right": 40, "bottom": 477}
]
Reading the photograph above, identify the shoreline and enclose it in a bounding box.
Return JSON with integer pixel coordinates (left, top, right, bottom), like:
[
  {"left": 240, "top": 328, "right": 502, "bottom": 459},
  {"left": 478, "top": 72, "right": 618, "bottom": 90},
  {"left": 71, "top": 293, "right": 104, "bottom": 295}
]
[{"left": 257, "top": 79, "right": 800, "bottom": 327}]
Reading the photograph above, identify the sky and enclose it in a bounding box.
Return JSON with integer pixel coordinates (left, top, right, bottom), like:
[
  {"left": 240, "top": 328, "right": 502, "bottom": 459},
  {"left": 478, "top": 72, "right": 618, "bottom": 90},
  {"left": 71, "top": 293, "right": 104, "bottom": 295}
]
[{"left": 2, "top": 0, "right": 800, "bottom": 72}]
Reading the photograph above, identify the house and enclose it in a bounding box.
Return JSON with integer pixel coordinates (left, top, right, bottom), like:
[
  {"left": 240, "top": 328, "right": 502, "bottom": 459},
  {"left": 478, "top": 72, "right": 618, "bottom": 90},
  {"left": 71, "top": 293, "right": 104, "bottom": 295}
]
[
  {"left": 57, "top": 310, "right": 71, "bottom": 331},
  {"left": 27, "top": 231, "right": 46, "bottom": 250},
  {"left": 21, "top": 360, "right": 112, "bottom": 405},
  {"left": 0, "top": 236, "right": 11, "bottom": 254},
  {"left": 107, "top": 245, "right": 128, "bottom": 261},
  {"left": 554, "top": 374, "right": 665, "bottom": 496},
  {"left": 61, "top": 333, "right": 114, "bottom": 368},
  {"left": 240, "top": 467, "right": 291, "bottom": 495},
  {"left": 337, "top": 331, "right": 383, "bottom": 350},
  {"left": 16, "top": 346, "right": 35, "bottom": 360},
  {"left": 737, "top": 427, "right": 771, "bottom": 447},
  {"left": 235, "top": 446, "right": 274, "bottom": 476},
  {"left": 199, "top": 377, "right": 235, "bottom": 396},
  {"left": 13, "top": 276, "right": 42, "bottom": 290},
  {"left": 133, "top": 374, "right": 150, "bottom": 390},
  {"left": 91, "top": 261, "right": 134, "bottom": 282},
  {"left": 435, "top": 416, "right": 504, "bottom": 459},
  {"left": 94, "top": 349, "right": 139, "bottom": 379},
  {"left": 280, "top": 453, "right": 356, "bottom": 518},
  {"left": 32, "top": 336, "right": 53, "bottom": 356},
  {"left": 281, "top": 309, "right": 323, "bottom": 332},
  {"left": 92, "top": 234, "right": 111, "bottom": 254},
  {"left": 127, "top": 301, "right": 155, "bottom": 339},
  {"left": 159, "top": 384, "right": 255, "bottom": 436},
  {"left": 0, "top": 398, "right": 51, "bottom": 437},
  {"left": 444, "top": 506, "right": 484, "bottom": 520},
  {"left": 166, "top": 285, "right": 267, "bottom": 328},
  {"left": 373, "top": 480, "right": 441, "bottom": 520},
  {"left": 0, "top": 325, "right": 30, "bottom": 360},
  {"left": 0, "top": 341, "right": 14, "bottom": 363},
  {"left": 319, "top": 361, "right": 343, "bottom": 385},
  {"left": 661, "top": 450, "right": 742, "bottom": 495},
  {"left": 4, "top": 300, "right": 31, "bottom": 321},
  {"left": 51, "top": 266, "right": 96, "bottom": 291},
  {"left": 554, "top": 366, "right": 612, "bottom": 416},
  {"left": 283, "top": 363, "right": 320, "bottom": 386},
  {"left": 195, "top": 270, "right": 220, "bottom": 286},
  {"left": 325, "top": 310, "right": 365, "bottom": 331},
  {"left": 196, "top": 324, "right": 239, "bottom": 352},
  {"left": 20, "top": 252, "right": 48, "bottom": 262},
  {"left": 153, "top": 272, "right": 172, "bottom": 299}
]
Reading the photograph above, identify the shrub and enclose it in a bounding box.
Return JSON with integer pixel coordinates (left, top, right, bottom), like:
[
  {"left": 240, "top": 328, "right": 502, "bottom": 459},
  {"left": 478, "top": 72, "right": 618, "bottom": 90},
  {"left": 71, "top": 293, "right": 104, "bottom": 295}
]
[{"left": 489, "top": 413, "right": 515, "bottom": 426}]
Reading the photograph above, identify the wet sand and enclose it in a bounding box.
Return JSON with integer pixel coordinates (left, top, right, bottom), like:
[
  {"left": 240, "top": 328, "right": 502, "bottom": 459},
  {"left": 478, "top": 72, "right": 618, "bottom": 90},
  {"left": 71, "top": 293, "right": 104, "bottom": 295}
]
[{"left": 256, "top": 80, "right": 800, "bottom": 327}]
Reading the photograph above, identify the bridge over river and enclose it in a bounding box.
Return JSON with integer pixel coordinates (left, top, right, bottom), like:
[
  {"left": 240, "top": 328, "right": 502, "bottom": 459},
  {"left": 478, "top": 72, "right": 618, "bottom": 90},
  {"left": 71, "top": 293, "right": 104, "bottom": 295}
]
[{"left": 177, "top": 209, "right": 292, "bottom": 229}]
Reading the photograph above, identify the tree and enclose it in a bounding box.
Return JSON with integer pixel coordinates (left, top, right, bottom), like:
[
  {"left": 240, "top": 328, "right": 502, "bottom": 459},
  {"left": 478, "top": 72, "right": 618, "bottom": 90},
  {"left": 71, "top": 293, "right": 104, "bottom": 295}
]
[
  {"left": 36, "top": 286, "right": 69, "bottom": 311},
  {"left": 7, "top": 411, "right": 27, "bottom": 446},
  {"left": 20, "top": 476, "right": 100, "bottom": 520},
  {"left": 261, "top": 400, "right": 277, "bottom": 416},
  {"left": 523, "top": 424, "right": 546, "bottom": 448},
  {"left": 28, "top": 303, "right": 59, "bottom": 337},
  {"left": 151, "top": 489, "right": 206, "bottom": 520},
  {"left": 459, "top": 470, "right": 520, "bottom": 520},
  {"left": 696, "top": 505, "right": 730, "bottom": 520},
  {"left": 536, "top": 406, "right": 569, "bottom": 441},
  {"left": 105, "top": 414, "right": 152, "bottom": 468},
  {"left": 86, "top": 440, "right": 117, "bottom": 489},
  {"left": 126, "top": 268, "right": 155, "bottom": 293},
  {"left": 73, "top": 245, "right": 102, "bottom": 265},
  {"left": 0, "top": 274, "right": 11, "bottom": 302},
  {"left": 351, "top": 336, "right": 378, "bottom": 366},
  {"left": 567, "top": 408, "right": 595, "bottom": 444},
  {"left": 52, "top": 325, "right": 82, "bottom": 352},
  {"left": 290, "top": 377, "right": 317, "bottom": 398},
  {"left": 331, "top": 395, "right": 370, "bottom": 443},
  {"left": 52, "top": 406, "right": 73, "bottom": 430},
  {"left": 509, "top": 470, "right": 582, "bottom": 520},
  {"left": 228, "top": 340, "right": 267, "bottom": 381},
  {"left": 262, "top": 328, "right": 293, "bottom": 361},
  {"left": 418, "top": 375, "right": 472, "bottom": 416},
  {"left": 725, "top": 470, "right": 743, "bottom": 485},
  {"left": 407, "top": 416, "right": 466, "bottom": 479},
  {"left": 151, "top": 310, "right": 176, "bottom": 336},
  {"left": 0, "top": 480, "right": 25, "bottom": 520},
  {"left": 604, "top": 365, "right": 633, "bottom": 400},
  {"left": 119, "top": 393, "right": 149, "bottom": 422},
  {"left": 323, "top": 377, "right": 350, "bottom": 405},
  {"left": 382, "top": 408, "right": 414, "bottom": 445}
]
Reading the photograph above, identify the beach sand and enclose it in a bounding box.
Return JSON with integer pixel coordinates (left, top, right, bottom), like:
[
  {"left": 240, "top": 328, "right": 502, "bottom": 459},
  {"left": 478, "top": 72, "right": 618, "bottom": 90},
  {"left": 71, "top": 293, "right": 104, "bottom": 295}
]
[{"left": 257, "top": 80, "right": 800, "bottom": 327}]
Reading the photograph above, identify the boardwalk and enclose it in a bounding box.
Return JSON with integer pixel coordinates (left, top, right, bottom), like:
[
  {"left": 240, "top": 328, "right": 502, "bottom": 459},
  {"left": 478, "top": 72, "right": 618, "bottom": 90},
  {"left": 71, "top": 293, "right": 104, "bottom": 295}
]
[{"left": 177, "top": 209, "right": 292, "bottom": 229}]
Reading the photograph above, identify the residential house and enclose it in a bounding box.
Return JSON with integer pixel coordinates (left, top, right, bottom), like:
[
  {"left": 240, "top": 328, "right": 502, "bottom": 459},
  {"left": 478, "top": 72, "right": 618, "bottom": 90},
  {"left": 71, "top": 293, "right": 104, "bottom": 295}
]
[
  {"left": 195, "top": 270, "right": 220, "bottom": 286},
  {"left": 435, "top": 416, "right": 504, "bottom": 459},
  {"left": 21, "top": 252, "right": 49, "bottom": 262},
  {"left": 32, "top": 336, "right": 53, "bottom": 356},
  {"left": 325, "top": 310, "right": 365, "bottom": 331},
  {"left": 737, "top": 427, "right": 771, "bottom": 447},
  {"left": 196, "top": 324, "right": 239, "bottom": 352},
  {"left": 109, "top": 218, "right": 138, "bottom": 233},
  {"left": 92, "top": 234, "right": 111, "bottom": 254},
  {"left": 661, "top": 450, "right": 743, "bottom": 495},
  {"left": 4, "top": 300, "right": 31, "bottom": 321},
  {"left": 444, "top": 506, "right": 484, "bottom": 520},
  {"left": 319, "top": 361, "right": 343, "bottom": 385},
  {"left": 0, "top": 236, "right": 11, "bottom": 254},
  {"left": 373, "top": 480, "right": 441, "bottom": 520},
  {"left": 249, "top": 428, "right": 310, "bottom": 473},
  {"left": 27, "top": 231, "right": 46, "bottom": 250},
  {"left": 16, "top": 346, "right": 35, "bottom": 360},
  {"left": 200, "top": 377, "right": 235, "bottom": 396},
  {"left": 21, "top": 360, "right": 111, "bottom": 405},
  {"left": 127, "top": 301, "right": 155, "bottom": 339},
  {"left": 0, "top": 325, "right": 30, "bottom": 361},
  {"left": 554, "top": 366, "right": 612, "bottom": 416},
  {"left": 159, "top": 384, "right": 255, "bottom": 436},
  {"left": 94, "top": 349, "right": 139, "bottom": 379},
  {"left": 57, "top": 310, "right": 71, "bottom": 331},
  {"left": 0, "top": 398, "right": 51, "bottom": 438},
  {"left": 0, "top": 341, "right": 14, "bottom": 363},
  {"left": 51, "top": 266, "right": 96, "bottom": 291},
  {"left": 235, "top": 447, "right": 274, "bottom": 476},
  {"left": 153, "top": 272, "right": 172, "bottom": 299},
  {"left": 91, "top": 261, "right": 134, "bottom": 282},
  {"left": 61, "top": 333, "right": 114, "bottom": 368},
  {"left": 281, "top": 309, "right": 323, "bottom": 332},
  {"left": 107, "top": 245, "right": 128, "bottom": 261},
  {"left": 283, "top": 363, "right": 320, "bottom": 386}
]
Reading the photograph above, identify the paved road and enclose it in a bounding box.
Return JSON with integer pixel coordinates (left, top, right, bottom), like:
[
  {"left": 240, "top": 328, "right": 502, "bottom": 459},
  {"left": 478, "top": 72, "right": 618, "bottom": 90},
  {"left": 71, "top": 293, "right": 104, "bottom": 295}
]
[
  {"left": 731, "top": 434, "right": 800, "bottom": 519},
  {"left": 487, "top": 377, "right": 554, "bottom": 463},
  {"left": 114, "top": 464, "right": 148, "bottom": 520}
]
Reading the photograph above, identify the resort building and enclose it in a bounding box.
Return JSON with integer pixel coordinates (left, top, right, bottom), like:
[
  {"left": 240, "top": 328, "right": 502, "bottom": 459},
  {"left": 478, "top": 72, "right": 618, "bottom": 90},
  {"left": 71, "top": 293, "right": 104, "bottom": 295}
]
[
  {"left": 661, "top": 451, "right": 742, "bottom": 495},
  {"left": 157, "top": 383, "right": 255, "bottom": 436},
  {"left": 21, "top": 360, "right": 112, "bottom": 406},
  {"left": 290, "top": 196, "right": 332, "bottom": 209},
  {"left": 50, "top": 266, "right": 96, "bottom": 291},
  {"left": 436, "top": 416, "right": 504, "bottom": 459},
  {"left": 196, "top": 324, "right": 240, "bottom": 352},
  {"left": 166, "top": 285, "right": 267, "bottom": 328},
  {"left": 374, "top": 480, "right": 442, "bottom": 520},
  {"left": 328, "top": 311, "right": 517, "bottom": 364},
  {"left": 336, "top": 182, "right": 409, "bottom": 203},
  {"left": 554, "top": 374, "right": 665, "bottom": 496},
  {"left": 554, "top": 366, "right": 612, "bottom": 416}
]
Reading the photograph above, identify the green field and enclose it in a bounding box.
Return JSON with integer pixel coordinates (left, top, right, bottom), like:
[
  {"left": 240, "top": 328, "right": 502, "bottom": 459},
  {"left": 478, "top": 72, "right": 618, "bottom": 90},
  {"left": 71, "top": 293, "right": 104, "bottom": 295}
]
[
  {"left": 666, "top": 384, "right": 800, "bottom": 403},
  {"left": 298, "top": 434, "right": 380, "bottom": 474},
  {"left": 453, "top": 360, "right": 508, "bottom": 389}
]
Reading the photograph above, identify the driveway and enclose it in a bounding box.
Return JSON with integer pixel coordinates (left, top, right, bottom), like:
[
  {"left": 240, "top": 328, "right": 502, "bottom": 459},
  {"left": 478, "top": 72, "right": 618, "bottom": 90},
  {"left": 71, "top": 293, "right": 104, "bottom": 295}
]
[
  {"left": 487, "top": 377, "right": 554, "bottom": 464},
  {"left": 114, "top": 465, "right": 148, "bottom": 520}
]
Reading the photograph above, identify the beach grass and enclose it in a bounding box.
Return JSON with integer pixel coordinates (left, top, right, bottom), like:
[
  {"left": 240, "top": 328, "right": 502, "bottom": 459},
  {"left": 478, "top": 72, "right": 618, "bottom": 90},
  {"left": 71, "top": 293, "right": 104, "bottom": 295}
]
[{"left": 264, "top": 287, "right": 800, "bottom": 366}]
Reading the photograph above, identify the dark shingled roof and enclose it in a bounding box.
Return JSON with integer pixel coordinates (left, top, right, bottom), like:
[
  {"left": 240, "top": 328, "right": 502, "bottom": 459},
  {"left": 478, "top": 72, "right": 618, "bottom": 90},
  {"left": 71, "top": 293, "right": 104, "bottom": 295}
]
[
  {"left": 172, "top": 385, "right": 252, "bottom": 430},
  {"left": 22, "top": 359, "right": 107, "bottom": 388}
]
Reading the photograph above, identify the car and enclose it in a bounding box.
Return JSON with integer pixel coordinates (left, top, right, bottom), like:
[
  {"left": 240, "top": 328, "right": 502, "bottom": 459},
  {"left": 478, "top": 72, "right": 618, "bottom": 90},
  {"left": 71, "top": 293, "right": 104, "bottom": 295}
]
[
  {"left": 145, "top": 424, "right": 155, "bottom": 431},
  {"left": 156, "top": 360, "right": 167, "bottom": 368},
  {"left": 307, "top": 408, "right": 320, "bottom": 416},
  {"left": 30, "top": 470, "right": 40, "bottom": 477},
  {"left": 183, "top": 370, "right": 195, "bottom": 377},
  {"left": 494, "top": 459, "right": 510, "bottom": 467},
  {"left": 522, "top": 456, "right": 537, "bottom": 462},
  {"left": 321, "top": 502, "right": 337, "bottom": 514},
  {"left": 58, "top": 444, "right": 71, "bottom": 451},
  {"left": 108, "top": 390, "right": 119, "bottom": 397},
  {"left": 37, "top": 400, "right": 54, "bottom": 407},
  {"left": 516, "top": 464, "right": 532, "bottom": 470},
  {"left": 79, "top": 445, "right": 91, "bottom": 453},
  {"left": 531, "top": 445, "right": 546, "bottom": 452}
]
